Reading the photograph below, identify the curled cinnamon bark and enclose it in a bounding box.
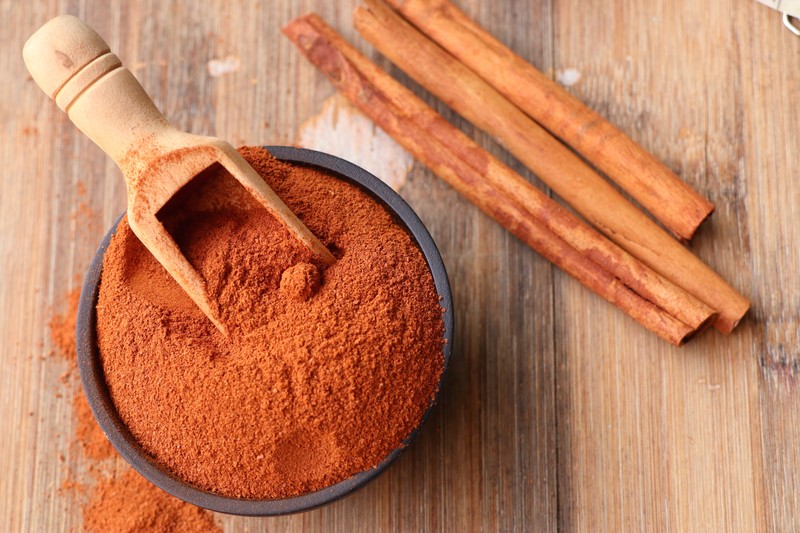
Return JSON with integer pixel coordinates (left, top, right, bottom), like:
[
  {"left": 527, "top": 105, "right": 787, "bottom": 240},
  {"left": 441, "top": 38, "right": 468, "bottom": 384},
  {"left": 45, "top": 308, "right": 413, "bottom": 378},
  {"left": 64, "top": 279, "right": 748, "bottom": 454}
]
[
  {"left": 353, "top": 0, "right": 749, "bottom": 333},
  {"left": 385, "top": 0, "right": 715, "bottom": 242},
  {"left": 284, "top": 14, "right": 717, "bottom": 345}
]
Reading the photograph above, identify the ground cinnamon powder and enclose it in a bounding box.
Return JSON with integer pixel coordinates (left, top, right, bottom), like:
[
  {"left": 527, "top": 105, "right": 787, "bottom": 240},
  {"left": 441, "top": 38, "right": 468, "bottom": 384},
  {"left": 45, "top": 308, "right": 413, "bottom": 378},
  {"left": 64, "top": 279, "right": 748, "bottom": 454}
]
[
  {"left": 49, "top": 289, "right": 80, "bottom": 367},
  {"left": 72, "top": 393, "right": 116, "bottom": 461},
  {"left": 96, "top": 146, "right": 445, "bottom": 499},
  {"left": 84, "top": 470, "right": 219, "bottom": 533},
  {"left": 49, "top": 290, "right": 115, "bottom": 460}
]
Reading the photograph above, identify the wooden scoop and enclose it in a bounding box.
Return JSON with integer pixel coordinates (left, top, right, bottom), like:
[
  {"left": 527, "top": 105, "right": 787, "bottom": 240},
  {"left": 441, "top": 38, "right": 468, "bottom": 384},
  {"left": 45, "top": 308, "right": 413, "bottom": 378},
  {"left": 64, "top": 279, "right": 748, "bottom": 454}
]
[{"left": 23, "top": 15, "right": 335, "bottom": 333}]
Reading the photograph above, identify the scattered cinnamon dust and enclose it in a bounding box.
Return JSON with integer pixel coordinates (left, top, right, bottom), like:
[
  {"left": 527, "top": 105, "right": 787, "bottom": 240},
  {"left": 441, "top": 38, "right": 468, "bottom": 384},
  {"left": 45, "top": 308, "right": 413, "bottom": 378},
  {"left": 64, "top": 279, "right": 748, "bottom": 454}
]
[
  {"left": 72, "top": 393, "right": 115, "bottom": 461},
  {"left": 70, "top": 201, "right": 101, "bottom": 234},
  {"left": 58, "top": 473, "right": 87, "bottom": 496},
  {"left": 49, "top": 288, "right": 115, "bottom": 461},
  {"left": 84, "top": 469, "right": 219, "bottom": 533},
  {"left": 48, "top": 289, "right": 80, "bottom": 369},
  {"left": 95, "top": 146, "right": 445, "bottom": 499}
]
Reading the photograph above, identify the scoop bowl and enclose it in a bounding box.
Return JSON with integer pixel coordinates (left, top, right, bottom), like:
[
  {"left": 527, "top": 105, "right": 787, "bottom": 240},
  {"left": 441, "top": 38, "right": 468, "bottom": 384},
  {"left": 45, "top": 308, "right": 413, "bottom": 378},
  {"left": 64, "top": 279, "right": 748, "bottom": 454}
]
[{"left": 76, "top": 146, "right": 454, "bottom": 516}]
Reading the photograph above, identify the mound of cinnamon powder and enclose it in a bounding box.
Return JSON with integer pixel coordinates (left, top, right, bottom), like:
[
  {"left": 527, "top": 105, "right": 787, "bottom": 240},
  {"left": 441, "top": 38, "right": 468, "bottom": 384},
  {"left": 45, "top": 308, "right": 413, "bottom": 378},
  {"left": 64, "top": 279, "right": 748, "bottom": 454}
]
[
  {"left": 96, "top": 146, "right": 444, "bottom": 499},
  {"left": 85, "top": 469, "right": 219, "bottom": 532}
]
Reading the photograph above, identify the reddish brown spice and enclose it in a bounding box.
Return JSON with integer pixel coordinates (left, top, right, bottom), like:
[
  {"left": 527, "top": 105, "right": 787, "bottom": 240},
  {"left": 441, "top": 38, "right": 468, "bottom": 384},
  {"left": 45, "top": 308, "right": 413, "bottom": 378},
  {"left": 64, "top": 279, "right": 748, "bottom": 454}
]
[
  {"left": 96, "top": 146, "right": 445, "bottom": 499},
  {"left": 280, "top": 261, "right": 322, "bottom": 302},
  {"left": 84, "top": 469, "right": 220, "bottom": 533},
  {"left": 72, "top": 392, "right": 115, "bottom": 461},
  {"left": 49, "top": 290, "right": 115, "bottom": 460},
  {"left": 49, "top": 288, "right": 80, "bottom": 368}
]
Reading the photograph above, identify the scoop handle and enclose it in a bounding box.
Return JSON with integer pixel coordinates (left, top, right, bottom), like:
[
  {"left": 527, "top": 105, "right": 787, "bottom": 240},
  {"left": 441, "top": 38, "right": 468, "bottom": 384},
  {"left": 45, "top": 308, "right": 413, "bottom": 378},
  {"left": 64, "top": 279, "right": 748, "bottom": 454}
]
[{"left": 23, "top": 15, "right": 172, "bottom": 169}]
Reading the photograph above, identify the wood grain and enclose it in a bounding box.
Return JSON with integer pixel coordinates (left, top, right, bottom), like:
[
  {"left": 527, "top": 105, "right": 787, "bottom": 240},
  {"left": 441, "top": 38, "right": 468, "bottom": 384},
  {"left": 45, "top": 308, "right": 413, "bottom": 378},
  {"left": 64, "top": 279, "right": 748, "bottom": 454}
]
[{"left": 0, "top": 1, "right": 796, "bottom": 532}]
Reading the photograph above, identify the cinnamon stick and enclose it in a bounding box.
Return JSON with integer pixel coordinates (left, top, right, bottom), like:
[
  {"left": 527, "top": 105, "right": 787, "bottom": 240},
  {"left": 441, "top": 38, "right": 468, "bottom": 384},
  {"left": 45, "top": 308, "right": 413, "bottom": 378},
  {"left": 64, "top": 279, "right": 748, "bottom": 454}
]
[
  {"left": 353, "top": 0, "right": 749, "bottom": 333},
  {"left": 283, "top": 14, "right": 717, "bottom": 345},
  {"left": 385, "top": 0, "right": 714, "bottom": 242}
]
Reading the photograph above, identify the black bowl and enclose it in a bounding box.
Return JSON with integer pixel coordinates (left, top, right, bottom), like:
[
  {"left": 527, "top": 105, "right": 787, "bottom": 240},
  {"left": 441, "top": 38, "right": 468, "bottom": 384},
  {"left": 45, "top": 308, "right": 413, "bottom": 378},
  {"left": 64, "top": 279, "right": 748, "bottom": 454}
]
[{"left": 76, "top": 146, "right": 454, "bottom": 516}]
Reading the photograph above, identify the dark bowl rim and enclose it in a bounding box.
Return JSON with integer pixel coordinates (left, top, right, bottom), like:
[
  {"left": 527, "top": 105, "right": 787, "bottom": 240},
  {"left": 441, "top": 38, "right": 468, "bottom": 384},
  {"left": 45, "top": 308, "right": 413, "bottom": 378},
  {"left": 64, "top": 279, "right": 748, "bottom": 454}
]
[{"left": 76, "top": 146, "right": 454, "bottom": 516}]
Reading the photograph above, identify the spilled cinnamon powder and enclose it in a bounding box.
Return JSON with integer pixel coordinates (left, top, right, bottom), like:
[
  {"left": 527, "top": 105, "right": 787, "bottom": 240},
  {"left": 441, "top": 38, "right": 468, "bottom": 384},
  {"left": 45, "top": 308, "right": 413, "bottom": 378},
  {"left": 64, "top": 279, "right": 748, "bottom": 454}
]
[
  {"left": 49, "top": 290, "right": 115, "bottom": 460},
  {"left": 96, "top": 146, "right": 445, "bottom": 499},
  {"left": 49, "top": 288, "right": 80, "bottom": 367},
  {"left": 72, "top": 393, "right": 115, "bottom": 461},
  {"left": 84, "top": 470, "right": 219, "bottom": 533}
]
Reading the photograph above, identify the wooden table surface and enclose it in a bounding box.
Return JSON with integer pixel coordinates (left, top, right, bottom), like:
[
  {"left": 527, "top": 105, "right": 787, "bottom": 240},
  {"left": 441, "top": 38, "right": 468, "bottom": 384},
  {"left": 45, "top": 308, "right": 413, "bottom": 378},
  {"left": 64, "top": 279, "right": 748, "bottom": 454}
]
[{"left": 2, "top": 1, "right": 798, "bottom": 531}]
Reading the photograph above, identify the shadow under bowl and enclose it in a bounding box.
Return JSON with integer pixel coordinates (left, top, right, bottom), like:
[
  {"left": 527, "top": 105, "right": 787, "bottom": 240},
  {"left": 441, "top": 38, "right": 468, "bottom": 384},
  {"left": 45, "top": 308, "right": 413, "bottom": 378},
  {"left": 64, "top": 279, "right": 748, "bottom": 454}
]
[{"left": 76, "top": 146, "right": 454, "bottom": 516}]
